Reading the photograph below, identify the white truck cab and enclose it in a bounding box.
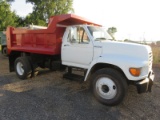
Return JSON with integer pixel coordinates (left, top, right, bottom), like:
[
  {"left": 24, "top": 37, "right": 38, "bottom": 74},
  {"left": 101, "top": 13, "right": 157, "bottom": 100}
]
[{"left": 61, "top": 25, "right": 154, "bottom": 106}]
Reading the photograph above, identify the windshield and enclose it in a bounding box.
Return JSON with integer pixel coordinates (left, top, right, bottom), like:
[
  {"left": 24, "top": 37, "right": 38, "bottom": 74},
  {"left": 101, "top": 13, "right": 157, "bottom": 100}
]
[{"left": 87, "top": 26, "right": 112, "bottom": 41}]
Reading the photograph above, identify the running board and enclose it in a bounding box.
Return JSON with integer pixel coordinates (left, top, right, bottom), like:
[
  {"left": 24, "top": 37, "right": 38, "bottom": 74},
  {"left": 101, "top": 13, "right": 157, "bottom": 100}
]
[
  {"left": 63, "top": 73, "right": 84, "bottom": 81},
  {"left": 63, "top": 67, "right": 86, "bottom": 81}
]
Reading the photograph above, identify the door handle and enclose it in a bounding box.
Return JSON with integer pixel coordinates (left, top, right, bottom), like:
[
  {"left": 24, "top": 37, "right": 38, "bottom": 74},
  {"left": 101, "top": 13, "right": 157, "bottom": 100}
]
[
  {"left": 94, "top": 46, "right": 102, "bottom": 48},
  {"left": 64, "top": 44, "right": 70, "bottom": 46}
]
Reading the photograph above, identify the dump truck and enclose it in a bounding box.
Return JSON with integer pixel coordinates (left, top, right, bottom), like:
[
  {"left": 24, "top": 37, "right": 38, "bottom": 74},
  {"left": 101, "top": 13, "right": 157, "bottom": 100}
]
[
  {"left": 6, "top": 14, "right": 154, "bottom": 106},
  {"left": 0, "top": 31, "right": 7, "bottom": 56}
]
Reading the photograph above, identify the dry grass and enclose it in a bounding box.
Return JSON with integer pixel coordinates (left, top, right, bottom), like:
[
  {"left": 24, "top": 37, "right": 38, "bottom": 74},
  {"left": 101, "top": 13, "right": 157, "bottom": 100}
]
[{"left": 152, "top": 46, "right": 160, "bottom": 64}]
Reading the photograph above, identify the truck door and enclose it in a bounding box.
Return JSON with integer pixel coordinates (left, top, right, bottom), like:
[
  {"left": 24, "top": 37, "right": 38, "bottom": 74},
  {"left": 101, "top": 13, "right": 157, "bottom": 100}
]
[{"left": 61, "top": 26, "right": 93, "bottom": 68}]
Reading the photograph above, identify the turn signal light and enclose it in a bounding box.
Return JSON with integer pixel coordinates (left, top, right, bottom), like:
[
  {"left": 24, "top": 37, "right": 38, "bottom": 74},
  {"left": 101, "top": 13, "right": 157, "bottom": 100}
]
[{"left": 129, "top": 68, "right": 141, "bottom": 77}]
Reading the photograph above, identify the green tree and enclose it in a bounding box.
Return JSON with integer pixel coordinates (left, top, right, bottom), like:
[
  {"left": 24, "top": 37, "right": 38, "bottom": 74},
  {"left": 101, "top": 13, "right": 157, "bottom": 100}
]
[
  {"left": 4, "top": 0, "right": 74, "bottom": 26},
  {"left": 26, "top": 0, "right": 74, "bottom": 25},
  {"left": 23, "top": 11, "right": 47, "bottom": 26},
  {"left": 107, "top": 27, "right": 117, "bottom": 40},
  {"left": 0, "top": 0, "right": 19, "bottom": 30},
  {"left": 6, "top": 0, "right": 15, "bottom": 2}
]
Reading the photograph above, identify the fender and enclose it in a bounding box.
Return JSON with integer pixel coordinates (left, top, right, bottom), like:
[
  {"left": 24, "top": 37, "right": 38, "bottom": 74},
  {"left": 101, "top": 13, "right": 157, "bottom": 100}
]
[{"left": 84, "top": 54, "right": 149, "bottom": 81}]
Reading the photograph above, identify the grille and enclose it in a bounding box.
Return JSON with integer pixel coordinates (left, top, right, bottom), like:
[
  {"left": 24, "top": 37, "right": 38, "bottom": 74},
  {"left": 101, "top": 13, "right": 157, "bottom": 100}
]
[{"left": 149, "top": 52, "right": 153, "bottom": 67}]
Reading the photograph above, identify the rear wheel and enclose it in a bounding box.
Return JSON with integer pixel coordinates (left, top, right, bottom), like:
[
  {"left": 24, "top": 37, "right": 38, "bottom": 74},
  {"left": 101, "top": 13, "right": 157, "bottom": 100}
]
[
  {"left": 92, "top": 68, "right": 128, "bottom": 106},
  {"left": 14, "top": 57, "right": 32, "bottom": 80},
  {"left": 31, "top": 64, "right": 39, "bottom": 77},
  {"left": 2, "top": 47, "right": 7, "bottom": 56}
]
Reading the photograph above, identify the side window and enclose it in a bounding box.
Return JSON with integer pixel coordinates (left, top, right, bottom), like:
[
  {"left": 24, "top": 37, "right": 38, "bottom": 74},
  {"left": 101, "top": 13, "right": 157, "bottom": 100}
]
[
  {"left": 67, "top": 26, "right": 89, "bottom": 44},
  {"left": 67, "top": 27, "right": 79, "bottom": 43}
]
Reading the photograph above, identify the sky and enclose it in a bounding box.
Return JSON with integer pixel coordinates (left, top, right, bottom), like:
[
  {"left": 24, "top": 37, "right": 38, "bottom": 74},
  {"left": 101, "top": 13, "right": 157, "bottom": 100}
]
[{"left": 11, "top": 0, "right": 160, "bottom": 41}]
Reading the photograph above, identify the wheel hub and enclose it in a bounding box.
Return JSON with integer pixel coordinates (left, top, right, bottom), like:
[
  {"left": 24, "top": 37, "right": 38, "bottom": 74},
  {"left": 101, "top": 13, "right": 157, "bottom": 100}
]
[
  {"left": 102, "top": 85, "right": 109, "bottom": 93},
  {"left": 96, "top": 77, "right": 117, "bottom": 99},
  {"left": 16, "top": 62, "right": 24, "bottom": 75}
]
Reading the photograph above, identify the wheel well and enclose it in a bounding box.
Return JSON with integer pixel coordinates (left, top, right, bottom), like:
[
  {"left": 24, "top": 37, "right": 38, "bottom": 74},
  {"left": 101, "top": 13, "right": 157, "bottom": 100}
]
[
  {"left": 88, "top": 63, "right": 128, "bottom": 81},
  {"left": 8, "top": 51, "right": 61, "bottom": 72},
  {"left": 9, "top": 51, "right": 21, "bottom": 72}
]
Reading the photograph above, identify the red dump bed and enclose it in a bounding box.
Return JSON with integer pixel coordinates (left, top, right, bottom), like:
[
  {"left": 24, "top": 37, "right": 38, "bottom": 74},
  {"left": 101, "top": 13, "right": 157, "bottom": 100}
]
[{"left": 6, "top": 14, "right": 101, "bottom": 55}]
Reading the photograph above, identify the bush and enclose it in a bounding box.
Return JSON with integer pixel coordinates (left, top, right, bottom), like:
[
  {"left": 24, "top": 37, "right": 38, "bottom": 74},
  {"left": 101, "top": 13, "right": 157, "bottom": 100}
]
[{"left": 152, "top": 46, "right": 160, "bottom": 64}]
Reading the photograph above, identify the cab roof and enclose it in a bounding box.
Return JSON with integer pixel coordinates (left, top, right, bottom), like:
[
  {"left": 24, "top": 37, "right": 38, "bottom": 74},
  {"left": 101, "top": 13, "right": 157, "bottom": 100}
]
[{"left": 48, "top": 14, "right": 102, "bottom": 29}]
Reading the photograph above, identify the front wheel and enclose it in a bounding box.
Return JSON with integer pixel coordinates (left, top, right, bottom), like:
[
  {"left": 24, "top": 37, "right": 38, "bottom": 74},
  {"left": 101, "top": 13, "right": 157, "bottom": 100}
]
[
  {"left": 92, "top": 68, "right": 128, "bottom": 106},
  {"left": 14, "top": 57, "right": 32, "bottom": 80}
]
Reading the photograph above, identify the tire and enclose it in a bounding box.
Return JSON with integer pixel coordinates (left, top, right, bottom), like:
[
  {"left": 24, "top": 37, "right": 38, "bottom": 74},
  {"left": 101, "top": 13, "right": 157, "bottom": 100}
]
[
  {"left": 2, "top": 47, "right": 7, "bottom": 56},
  {"left": 26, "top": 57, "right": 39, "bottom": 77},
  {"left": 14, "top": 57, "right": 32, "bottom": 80},
  {"left": 31, "top": 64, "right": 39, "bottom": 77},
  {"left": 92, "top": 68, "right": 128, "bottom": 106}
]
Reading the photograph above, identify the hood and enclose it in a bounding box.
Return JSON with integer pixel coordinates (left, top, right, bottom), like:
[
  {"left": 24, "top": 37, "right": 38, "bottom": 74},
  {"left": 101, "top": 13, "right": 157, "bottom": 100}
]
[{"left": 94, "top": 41, "right": 151, "bottom": 61}]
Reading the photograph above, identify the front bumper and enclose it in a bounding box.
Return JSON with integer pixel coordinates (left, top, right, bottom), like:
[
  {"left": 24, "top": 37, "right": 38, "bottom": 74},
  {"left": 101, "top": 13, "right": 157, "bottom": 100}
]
[{"left": 136, "top": 71, "right": 155, "bottom": 94}]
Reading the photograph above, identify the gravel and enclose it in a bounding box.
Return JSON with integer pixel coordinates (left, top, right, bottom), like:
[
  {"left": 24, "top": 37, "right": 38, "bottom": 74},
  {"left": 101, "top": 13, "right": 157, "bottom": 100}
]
[{"left": 0, "top": 54, "right": 160, "bottom": 120}]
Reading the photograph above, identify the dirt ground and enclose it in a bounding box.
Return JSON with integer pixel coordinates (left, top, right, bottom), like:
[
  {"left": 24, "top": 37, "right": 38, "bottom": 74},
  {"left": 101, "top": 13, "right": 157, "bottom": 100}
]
[{"left": 0, "top": 54, "right": 160, "bottom": 120}]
